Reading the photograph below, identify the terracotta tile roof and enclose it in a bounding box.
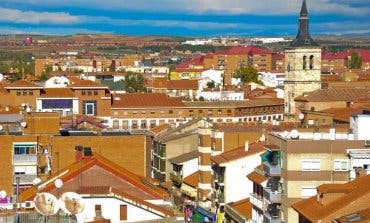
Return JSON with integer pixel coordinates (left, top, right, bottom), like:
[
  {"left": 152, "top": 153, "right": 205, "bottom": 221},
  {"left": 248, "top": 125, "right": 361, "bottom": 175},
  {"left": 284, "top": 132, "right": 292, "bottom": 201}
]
[
  {"left": 168, "top": 80, "right": 198, "bottom": 90},
  {"left": 334, "top": 208, "right": 370, "bottom": 223},
  {"left": 87, "top": 219, "right": 111, "bottom": 223},
  {"left": 292, "top": 175, "right": 370, "bottom": 222},
  {"left": 295, "top": 88, "right": 369, "bottom": 102},
  {"left": 111, "top": 93, "right": 186, "bottom": 108},
  {"left": 150, "top": 123, "right": 171, "bottom": 135},
  {"left": 183, "top": 171, "right": 199, "bottom": 188},
  {"left": 6, "top": 80, "right": 42, "bottom": 88},
  {"left": 185, "top": 98, "right": 284, "bottom": 108},
  {"left": 61, "top": 116, "right": 107, "bottom": 129},
  {"left": 40, "top": 88, "right": 74, "bottom": 98},
  {"left": 19, "top": 154, "right": 169, "bottom": 202},
  {"left": 227, "top": 198, "right": 252, "bottom": 219},
  {"left": 264, "top": 144, "right": 280, "bottom": 151},
  {"left": 176, "top": 55, "right": 205, "bottom": 69},
  {"left": 211, "top": 142, "right": 265, "bottom": 164},
  {"left": 0, "top": 105, "right": 20, "bottom": 114},
  {"left": 68, "top": 77, "right": 108, "bottom": 88},
  {"left": 247, "top": 171, "right": 267, "bottom": 184},
  {"left": 319, "top": 107, "right": 365, "bottom": 123}
]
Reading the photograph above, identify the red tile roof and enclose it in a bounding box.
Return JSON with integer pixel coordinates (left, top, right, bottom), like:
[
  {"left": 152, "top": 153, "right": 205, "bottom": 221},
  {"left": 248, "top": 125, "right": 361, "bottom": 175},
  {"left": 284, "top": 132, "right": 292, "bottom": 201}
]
[
  {"left": 211, "top": 142, "right": 265, "bottom": 164},
  {"left": 295, "top": 88, "right": 369, "bottom": 102},
  {"left": 111, "top": 93, "right": 186, "bottom": 108},
  {"left": 6, "top": 80, "right": 42, "bottom": 89},
  {"left": 247, "top": 171, "right": 267, "bottom": 184},
  {"left": 322, "top": 51, "right": 350, "bottom": 60},
  {"left": 183, "top": 171, "right": 199, "bottom": 188},
  {"left": 292, "top": 175, "right": 370, "bottom": 222},
  {"left": 227, "top": 198, "right": 252, "bottom": 219},
  {"left": 40, "top": 88, "right": 74, "bottom": 98},
  {"left": 19, "top": 154, "right": 169, "bottom": 202},
  {"left": 168, "top": 80, "right": 198, "bottom": 90}
]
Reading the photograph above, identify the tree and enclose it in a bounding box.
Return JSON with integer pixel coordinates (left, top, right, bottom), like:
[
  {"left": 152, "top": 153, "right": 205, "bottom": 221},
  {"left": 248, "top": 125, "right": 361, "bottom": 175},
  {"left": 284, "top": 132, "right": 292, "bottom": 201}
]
[
  {"left": 40, "top": 65, "right": 53, "bottom": 81},
  {"left": 233, "top": 66, "right": 261, "bottom": 84},
  {"left": 349, "top": 52, "right": 362, "bottom": 69},
  {"left": 206, "top": 81, "right": 215, "bottom": 89},
  {"left": 124, "top": 72, "right": 146, "bottom": 93}
]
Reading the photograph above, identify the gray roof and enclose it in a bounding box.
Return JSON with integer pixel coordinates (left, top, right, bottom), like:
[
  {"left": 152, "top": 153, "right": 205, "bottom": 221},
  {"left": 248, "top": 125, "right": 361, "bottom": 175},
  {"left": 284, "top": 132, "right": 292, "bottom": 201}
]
[
  {"left": 0, "top": 114, "right": 22, "bottom": 123},
  {"left": 169, "top": 150, "right": 198, "bottom": 164}
]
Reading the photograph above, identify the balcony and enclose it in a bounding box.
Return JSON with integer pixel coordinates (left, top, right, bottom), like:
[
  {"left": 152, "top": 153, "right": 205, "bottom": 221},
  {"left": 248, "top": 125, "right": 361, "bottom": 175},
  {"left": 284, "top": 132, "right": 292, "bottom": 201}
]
[
  {"left": 13, "top": 154, "right": 37, "bottom": 164},
  {"left": 170, "top": 171, "right": 183, "bottom": 185},
  {"left": 214, "top": 174, "right": 224, "bottom": 186},
  {"left": 13, "top": 174, "right": 37, "bottom": 185},
  {"left": 263, "top": 188, "right": 282, "bottom": 204},
  {"left": 264, "top": 212, "right": 281, "bottom": 223},
  {"left": 250, "top": 193, "right": 264, "bottom": 210},
  {"left": 263, "top": 162, "right": 281, "bottom": 176}
]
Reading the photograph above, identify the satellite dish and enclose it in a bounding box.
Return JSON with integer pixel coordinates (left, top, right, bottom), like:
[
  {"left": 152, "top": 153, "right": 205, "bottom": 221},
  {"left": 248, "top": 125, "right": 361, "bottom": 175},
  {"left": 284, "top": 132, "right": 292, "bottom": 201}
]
[
  {"left": 25, "top": 107, "right": 31, "bottom": 113},
  {"left": 299, "top": 113, "right": 305, "bottom": 120},
  {"left": 54, "top": 178, "right": 63, "bottom": 189},
  {"left": 289, "top": 129, "right": 299, "bottom": 139},
  {"left": 33, "top": 177, "right": 42, "bottom": 185},
  {"left": 21, "top": 122, "right": 27, "bottom": 128},
  {"left": 60, "top": 192, "right": 85, "bottom": 215},
  {"left": 0, "top": 125, "right": 3, "bottom": 131},
  {"left": 0, "top": 190, "right": 6, "bottom": 199},
  {"left": 34, "top": 192, "right": 60, "bottom": 216}
]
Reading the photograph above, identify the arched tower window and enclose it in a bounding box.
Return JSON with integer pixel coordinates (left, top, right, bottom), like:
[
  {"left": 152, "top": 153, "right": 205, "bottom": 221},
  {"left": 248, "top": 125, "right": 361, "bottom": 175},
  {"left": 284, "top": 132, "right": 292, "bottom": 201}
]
[
  {"left": 303, "top": 56, "right": 307, "bottom": 70},
  {"left": 309, "top": 55, "right": 314, "bottom": 70}
]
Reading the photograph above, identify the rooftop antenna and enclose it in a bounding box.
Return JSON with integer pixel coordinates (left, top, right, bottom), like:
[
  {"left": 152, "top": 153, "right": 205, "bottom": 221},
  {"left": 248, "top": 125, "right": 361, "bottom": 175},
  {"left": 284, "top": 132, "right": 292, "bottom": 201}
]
[{"left": 34, "top": 192, "right": 60, "bottom": 223}]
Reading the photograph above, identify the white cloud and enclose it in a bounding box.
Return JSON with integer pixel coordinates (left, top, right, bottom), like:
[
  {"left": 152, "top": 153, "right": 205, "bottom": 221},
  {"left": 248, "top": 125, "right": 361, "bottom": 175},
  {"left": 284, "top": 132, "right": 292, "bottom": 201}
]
[
  {"left": 1, "top": 0, "right": 368, "bottom": 16},
  {"left": 0, "top": 7, "right": 79, "bottom": 24}
]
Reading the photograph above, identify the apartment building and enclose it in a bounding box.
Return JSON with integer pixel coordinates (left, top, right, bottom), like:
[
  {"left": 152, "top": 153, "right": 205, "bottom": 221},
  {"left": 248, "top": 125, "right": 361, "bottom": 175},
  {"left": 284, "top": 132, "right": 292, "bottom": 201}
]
[
  {"left": 34, "top": 55, "right": 143, "bottom": 76},
  {"left": 247, "top": 121, "right": 368, "bottom": 223}
]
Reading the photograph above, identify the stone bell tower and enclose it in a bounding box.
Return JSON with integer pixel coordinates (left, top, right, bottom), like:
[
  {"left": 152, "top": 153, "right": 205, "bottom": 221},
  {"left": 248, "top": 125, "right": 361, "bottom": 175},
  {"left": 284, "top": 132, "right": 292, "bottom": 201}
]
[{"left": 284, "top": 0, "right": 321, "bottom": 119}]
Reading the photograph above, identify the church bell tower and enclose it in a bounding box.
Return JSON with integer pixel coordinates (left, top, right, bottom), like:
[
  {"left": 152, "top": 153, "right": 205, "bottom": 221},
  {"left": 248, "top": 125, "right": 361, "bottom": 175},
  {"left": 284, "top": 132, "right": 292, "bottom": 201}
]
[{"left": 284, "top": 0, "right": 321, "bottom": 119}]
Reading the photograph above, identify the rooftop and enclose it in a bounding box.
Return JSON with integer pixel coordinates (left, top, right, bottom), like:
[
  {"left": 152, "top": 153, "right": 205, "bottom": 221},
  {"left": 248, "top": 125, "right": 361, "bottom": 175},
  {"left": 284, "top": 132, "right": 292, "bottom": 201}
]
[
  {"left": 182, "top": 171, "right": 199, "bottom": 188},
  {"left": 292, "top": 175, "right": 370, "bottom": 222},
  {"left": 111, "top": 93, "right": 186, "bottom": 108},
  {"left": 211, "top": 142, "right": 265, "bottom": 164},
  {"left": 295, "top": 88, "right": 369, "bottom": 102}
]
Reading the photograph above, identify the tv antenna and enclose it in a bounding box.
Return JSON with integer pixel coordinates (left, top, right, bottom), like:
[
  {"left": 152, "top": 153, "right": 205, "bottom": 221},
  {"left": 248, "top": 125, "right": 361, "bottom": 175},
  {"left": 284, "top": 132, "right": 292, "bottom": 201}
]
[
  {"left": 34, "top": 192, "right": 60, "bottom": 223},
  {"left": 60, "top": 192, "right": 85, "bottom": 223}
]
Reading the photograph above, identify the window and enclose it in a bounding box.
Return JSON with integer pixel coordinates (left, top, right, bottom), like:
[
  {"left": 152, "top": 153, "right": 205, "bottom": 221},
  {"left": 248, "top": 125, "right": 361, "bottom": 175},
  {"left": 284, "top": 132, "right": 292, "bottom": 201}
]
[
  {"left": 198, "top": 110, "right": 203, "bottom": 114},
  {"left": 28, "top": 90, "right": 33, "bottom": 96},
  {"left": 23, "top": 90, "right": 27, "bottom": 96},
  {"left": 189, "top": 110, "right": 194, "bottom": 116},
  {"left": 14, "top": 144, "right": 37, "bottom": 155},
  {"left": 309, "top": 55, "right": 314, "bottom": 70},
  {"left": 93, "top": 90, "right": 98, "bottom": 95},
  {"left": 120, "top": 205, "right": 127, "bottom": 221},
  {"left": 82, "top": 100, "right": 97, "bottom": 116},
  {"left": 169, "top": 110, "right": 173, "bottom": 114},
  {"left": 81, "top": 90, "right": 86, "bottom": 95},
  {"left": 302, "top": 159, "right": 321, "bottom": 171},
  {"left": 334, "top": 159, "right": 348, "bottom": 171},
  {"left": 208, "top": 110, "right": 213, "bottom": 115},
  {"left": 141, "top": 111, "right": 146, "bottom": 114},
  {"left": 16, "top": 90, "right": 21, "bottom": 96},
  {"left": 301, "top": 186, "right": 317, "bottom": 198},
  {"left": 87, "top": 91, "right": 92, "bottom": 96},
  {"left": 303, "top": 56, "right": 307, "bottom": 70},
  {"left": 151, "top": 111, "right": 155, "bottom": 115}
]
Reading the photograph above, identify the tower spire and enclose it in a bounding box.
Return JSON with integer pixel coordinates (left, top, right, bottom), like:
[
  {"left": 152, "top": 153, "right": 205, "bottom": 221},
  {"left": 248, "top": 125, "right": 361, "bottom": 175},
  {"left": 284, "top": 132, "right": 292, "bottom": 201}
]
[{"left": 290, "top": 0, "right": 318, "bottom": 47}]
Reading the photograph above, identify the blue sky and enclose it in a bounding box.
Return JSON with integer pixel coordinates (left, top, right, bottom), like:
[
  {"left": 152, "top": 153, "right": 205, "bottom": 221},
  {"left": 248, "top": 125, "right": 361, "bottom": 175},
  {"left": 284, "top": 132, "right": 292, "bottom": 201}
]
[{"left": 0, "top": 0, "right": 368, "bottom": 36}]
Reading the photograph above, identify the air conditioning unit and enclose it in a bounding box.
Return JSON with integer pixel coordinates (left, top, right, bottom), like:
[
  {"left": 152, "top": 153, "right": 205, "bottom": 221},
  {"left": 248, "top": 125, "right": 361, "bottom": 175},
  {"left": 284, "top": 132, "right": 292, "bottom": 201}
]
[
  {"left": 12, "top": 203, "right": 21, "bottom": 209},
  {"left": 365, "top": 140, "right": 370, "bottom": 147},
  {"left": 23, "top": 201, "right": 34, "bottom": 209}
]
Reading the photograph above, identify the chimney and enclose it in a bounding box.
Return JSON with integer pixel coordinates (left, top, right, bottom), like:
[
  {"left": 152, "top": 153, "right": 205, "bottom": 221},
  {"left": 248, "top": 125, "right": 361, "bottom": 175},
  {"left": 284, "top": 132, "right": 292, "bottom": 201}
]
[
  {"left": 245, "top": 140, "right": 249, "bottom": 152},
  {"left": 75, "top": 145, "right": 83, "bottom": 161},
  {"left": 83, "top": 147, "right": 93, "bottom": 160}
]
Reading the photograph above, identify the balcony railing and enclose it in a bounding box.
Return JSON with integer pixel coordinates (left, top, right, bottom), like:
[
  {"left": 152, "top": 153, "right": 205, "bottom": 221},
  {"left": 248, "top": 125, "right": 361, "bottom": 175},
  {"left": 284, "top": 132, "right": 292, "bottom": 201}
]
[
  {"left": 263, "top": 188, "right": 282, "bottom": 203},
  {"left": 13, "top": 174, "right": 37, "bottom": 184},
  {"left": 250, "top": 193, "right": 264, "bottom": 210},
  {"left": 214, "top": 174, "right": 224, "bottom": 185},
  {"left": 224, "top": 204, "right": 246, "bottom": 223},
  {"left": 263, "top": 162, "right": 281, "bottom": 176},
  {"left": 170, "top": 171, "right": 183, "bottom": 185},
  {"left": 13, "top": 154, "right": 37, "bottom": 164},
  {"left": 264, "top": 212, "right": 281, "bottom": 223}
]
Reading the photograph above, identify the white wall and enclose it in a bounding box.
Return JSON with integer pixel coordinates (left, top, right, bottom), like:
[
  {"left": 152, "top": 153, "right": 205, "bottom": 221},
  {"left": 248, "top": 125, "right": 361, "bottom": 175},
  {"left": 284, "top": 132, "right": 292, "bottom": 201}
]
[
  {"left": 224, "top": 152, "right": 262, "bottom": 204},
  {"left": 81, "top": 197, "right": 163, "bottom": 223},
  {"left": 44, "top": 76, "right": 70, "bottom": 88},
  {"left": 181, "top": 158, "right": 199, "bottom": 178},
  {"left": 351, "top": 114, "right": 370, "bottom": 140}
]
